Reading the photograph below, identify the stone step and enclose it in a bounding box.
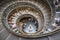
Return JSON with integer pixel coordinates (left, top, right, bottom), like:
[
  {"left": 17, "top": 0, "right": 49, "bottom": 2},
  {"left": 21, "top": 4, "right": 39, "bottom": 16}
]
[{"left": 0, "top": 29, "right": 10, "bottom": 40}]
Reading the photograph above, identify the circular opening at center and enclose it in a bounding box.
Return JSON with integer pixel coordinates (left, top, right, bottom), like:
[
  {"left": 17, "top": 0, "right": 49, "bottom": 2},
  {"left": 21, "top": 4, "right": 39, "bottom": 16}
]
[{"left": 17, "top": 14, "right": 38, "bottom": 33}]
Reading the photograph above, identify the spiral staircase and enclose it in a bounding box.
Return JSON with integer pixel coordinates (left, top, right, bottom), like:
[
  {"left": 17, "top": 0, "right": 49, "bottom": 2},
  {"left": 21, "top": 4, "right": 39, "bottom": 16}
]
[{"left": 0, "top": 0, "right": 60, "bottom": 40}]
